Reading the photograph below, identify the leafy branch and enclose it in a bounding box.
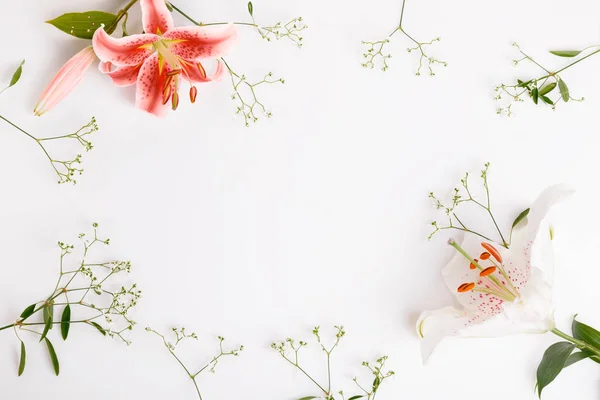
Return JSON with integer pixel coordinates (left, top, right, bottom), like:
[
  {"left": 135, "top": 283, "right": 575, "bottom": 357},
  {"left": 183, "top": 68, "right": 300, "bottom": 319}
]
[
  {"left": 272, "top": 326, "right": 394, "bottom": 400},
  {"left": 0, "top": 223, "right": 140, "bottom": 376},
  {"left": 495, "top": 43, "right": 600, "bottom": 116},
  {"left": 0, "top": 61, "right": 99, "bottom": 184},
  {"left": 168, "top": 1, "right": 304, "bottom": 125},
  {"left": 362, "top": 0, "right": 446, "bottom": 74},
  {"left": 146, "top": 327, "right": 243, "bottom": 400}
]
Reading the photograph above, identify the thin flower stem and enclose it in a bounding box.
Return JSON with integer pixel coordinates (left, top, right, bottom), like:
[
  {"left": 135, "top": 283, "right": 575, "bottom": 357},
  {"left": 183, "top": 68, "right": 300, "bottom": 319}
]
[
  {"left": 106, "top": 0, "right": 140, "bottom": 34},
  {"left": 551, "top": 328, "right": 600, "bottom": 358},
  {"left": 281, "top": 355, "right": 328, "bottom": 395},
  {"left": 168, "top": 2, "right": 257, "bottom": 29}
]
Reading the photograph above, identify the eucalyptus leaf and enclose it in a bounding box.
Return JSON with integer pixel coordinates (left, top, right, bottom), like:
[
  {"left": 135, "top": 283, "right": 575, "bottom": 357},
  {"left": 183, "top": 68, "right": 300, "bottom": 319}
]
[
  {"left": 512, "top": 208, "right": 530, "bottom": 228},
  {"left": 88, "top": 321, "right": 106, "bottom": 336},
  {"left": 20, "top": 304, "right": 36, "bottom": 320},
  {"left": 558, "top": 79, "right": 569, "bottom": 102},
  {"left": 532, "top": 87, "right": 539, "bottom": 104},
  {"left": 61, "top": 304, "right": 71, "bottom": 340},
  {"left": 45, "top": 338, "right": 60, "bottom": 376},
  {"left": 572, "top": 318, "right": 600, "bottom": 350},
  {"left": 539, "top": 82, "right": 556, "bottom": 96},
  {"left": 536, "top": 341, "right": 575, "bottom": 398},
  {"left": 550, "top": 50, "right": 582, "bottom": 57},
  {"left": 541, "top": 95, "right": 554, "bottom": 106},
  {"left": 40, "top": 302, "right": 54, "bottom": 342},
  {"left": 18, "top": 341, "right": 26, "bottom": 376},
  {"left": 248, "top": 1, "right": 254, "bottom": 16},
  {"left": 47, "top": 11, "right": 117, "bottom": 40}
]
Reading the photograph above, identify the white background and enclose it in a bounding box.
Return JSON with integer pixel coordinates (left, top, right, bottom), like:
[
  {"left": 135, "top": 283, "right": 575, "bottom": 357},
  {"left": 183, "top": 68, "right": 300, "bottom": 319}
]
[{"left": 1, "top": 0, "right": 600, "bottom": 399}]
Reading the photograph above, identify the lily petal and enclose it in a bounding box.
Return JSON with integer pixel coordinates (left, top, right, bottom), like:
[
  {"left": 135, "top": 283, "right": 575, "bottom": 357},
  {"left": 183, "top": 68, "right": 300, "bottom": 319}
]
[
  {"left": 92, "top": 28, "right": 159, "bottom": 67},
  {"left": 34, "top": 46, "right": 96, "bottom": 116},
  {"left": 135, "top": 54, "right": 169, "bottom": 117},
  {"left": 141, "top": 0, "right": 174, "bottom": 35},
  {"left": 181, "top": 59, "right": 225, "bottom": 83},
  {"left": 99, "top": 62, "right": 141, "bottom": 87},
  {"left": 163, "top": 24, "right": 237, "bottom": 60}
]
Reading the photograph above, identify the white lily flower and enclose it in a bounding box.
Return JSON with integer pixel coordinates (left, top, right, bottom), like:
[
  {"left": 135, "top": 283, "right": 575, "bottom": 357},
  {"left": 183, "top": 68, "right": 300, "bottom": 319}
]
[{"left": 417, "top": 185, "right": 573, "bottom": 362}]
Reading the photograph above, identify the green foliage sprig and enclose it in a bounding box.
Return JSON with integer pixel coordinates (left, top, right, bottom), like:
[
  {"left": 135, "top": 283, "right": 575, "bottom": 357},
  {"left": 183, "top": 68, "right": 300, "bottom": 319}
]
[
  {"left": 362, "top": 0, "right": 446, "bottom": 74},
  {"left": 495, "top": 43, "right": 600, "bottom": 116},
  {"left": 0, "top": 223, "right": 140, "bottom": 376},
  {"left": 272, "top": 326, "right": 395, "bottom": 400},
  {"left": 146, "top": 326, "right": 243, "bottom": 400},
  {"left": 0, "top": 62, "right": 99, "bottom": 184}
]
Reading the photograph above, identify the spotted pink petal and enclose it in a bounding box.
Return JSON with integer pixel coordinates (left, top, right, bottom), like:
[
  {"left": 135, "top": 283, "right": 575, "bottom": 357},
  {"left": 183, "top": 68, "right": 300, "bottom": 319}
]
[
  {"left": 141, "top": 0, "right": 174, "bottom": 34},
  {"left": 163, "top": 24, "right": 237, "bottom": 60},
  {"left": 92, "top": 28, "right": 159, "bottom": 67},
  {"left": 34, "top": 46, "right": 96, "bottom": 116},
  {"left": 135, "top": 54, "right": 170, "bottom": 117},
  {"left": 99, "top": 62, "right": 141, "bottom": 87},
  {"left": 181, "top": 59, "right": 226, "bottom": 83}
]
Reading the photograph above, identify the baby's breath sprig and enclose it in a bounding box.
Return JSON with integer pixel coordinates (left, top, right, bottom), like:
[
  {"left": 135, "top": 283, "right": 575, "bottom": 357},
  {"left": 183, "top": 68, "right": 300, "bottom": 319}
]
[
  {"left": 495, "top": 43, "right": 600, "bottom": 116},
  {"left": 146, "top": 327, "right": 243, "bottom": 400},
  {"left": 272, "top": 326, "right": 394, "bottom": 400},
  {"left": 0, "top": 223, "right": 140, "bottom": 377},
  {"left": 0, "top": 61, "right": 98, "bottom": 184},
  {"left": 362, "top": 0, "right": 446, "bottom": 74},
  {"left": 167, "top": 1, "right": 305, "bottom": 125},
  {"left": 428, "top": 163, "right": 531, "bottom": 249}
]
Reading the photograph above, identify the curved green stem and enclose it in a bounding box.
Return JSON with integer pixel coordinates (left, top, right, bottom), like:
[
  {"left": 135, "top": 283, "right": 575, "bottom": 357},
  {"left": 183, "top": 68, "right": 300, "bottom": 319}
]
[{"left": 551, "top": 328, "right": 600, "bottom": 358}]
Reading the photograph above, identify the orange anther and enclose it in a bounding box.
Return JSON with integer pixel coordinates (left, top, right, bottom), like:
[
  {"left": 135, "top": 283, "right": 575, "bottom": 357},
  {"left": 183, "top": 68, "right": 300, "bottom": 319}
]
[
  {"left": 481, "top": 242, "right": 502, "bottom": 263},
  {"left": 189, "top": 86, "right": 198, "bottom": 103},
  {"left": 166, "top": 69, "right": 182, "bottom": 77},
  {"left": 469, "top": 258, "right": 479, "bottom": 270},
  {"left": 457, "top": 282, "right": 475, "bottom": 293},
  {"left": 479, "top": 266, "right": 496, "bottom": 277},
  {"left": 162, "top": 84, "right": 172, "bottom": 105},
  {"left": 480, "top": 252, "right": 490, "bottom": 260},
  {"left": 197, "top": 63, "right": 207, "bottom": 79}
]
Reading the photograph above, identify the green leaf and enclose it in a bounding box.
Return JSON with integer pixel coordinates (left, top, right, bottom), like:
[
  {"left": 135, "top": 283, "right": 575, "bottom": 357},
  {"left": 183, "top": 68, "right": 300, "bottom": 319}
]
[
  {"left": 512, "top": 208, "right": 530, "bottom": 228},
  {"left": 564, "top": 351, "right": 590, "bottom": 367},
  {"left": 61, "top": 305, "right": 71, "bottom": 340},
  {"left": 18, "top": 341, "right": 26, "bottom": 376},
  {"left": 297, "top": 397, "right": 318, "bottom": 400},
  {"left": 538, "top": 82, "right": 556, "bottom": 96},
  {"left": 8, "top": 60, "right": 25, "bottom": 88},
  {"left": 372, "top": 375, "right": 381, "bottom": 389},
  {"left": 531, "top": 87, "right": 539, "bottom": 104},
  {"left": 572, "top": 318, "right": 600, "bottom": 350},
  {"left": 47, "top": 11, "right": 117, "bottom": 40},
  {"left": 88, "top": 321, "right": 106, "bottom": 336},
  {"left": 536, "top": 341, "right": 575, "bottom": 398},
  {"left": 348, "top": 396, "right": 365, "bottom": 400},
  {"left": 517, "top": 79, "right": 530, "bottom": 88},
  {"left": 40, "top": 302, "right": 54, "bottom": 342},
  {"left": 550, "top": 50, "right": 582, "bottom": 58},
  {"left": 558, "top": 79, "right": 569, "bottom": 102},
  {"left": 248, "top": 1, "right": 254, "bottom": 16},
  {"left": 20, "top": 304, "right": 36, "bottom": 320},
  {"left": 44, "top": 338, "right": 60, "bottom": 376},
  {"left": 541, "top": 95, "right": 554, "bottom": 106}
]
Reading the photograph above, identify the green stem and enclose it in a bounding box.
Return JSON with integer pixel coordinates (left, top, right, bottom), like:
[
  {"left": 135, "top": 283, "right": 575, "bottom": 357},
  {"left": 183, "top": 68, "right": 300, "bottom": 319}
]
[
  {"left": 398, "top": 0, "right": 407, "bottom": 27},
  {"left": 168, "top": 2, "right": 257, "bottom": 28},
  {"left": 551, "top": 328, "right": 600, "bottom": 358},
  {"left": 106, "top": 0, "right": 140, "bottom": 34},
  {"left": 555, "top": 48, "right": 600, "bottom": 74},
  {"left": 0, "top": 323, "right": 14, "bottom": 332}
]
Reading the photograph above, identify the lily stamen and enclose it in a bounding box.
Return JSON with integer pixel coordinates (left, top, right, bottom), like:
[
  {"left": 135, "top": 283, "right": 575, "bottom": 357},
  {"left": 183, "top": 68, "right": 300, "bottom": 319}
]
[
  {"left": 457, "top": 283, "right": 475, "bottom": 293},
  {"left": 166, "top": 69, "right": 182, "bottom": 77},
  {"left": 480, "top": 266, "right": 496, "bottom": 276}
]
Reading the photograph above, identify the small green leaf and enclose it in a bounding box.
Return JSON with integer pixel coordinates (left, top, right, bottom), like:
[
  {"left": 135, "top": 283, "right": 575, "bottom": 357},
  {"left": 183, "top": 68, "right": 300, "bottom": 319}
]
[
  {"left": 348, "top": 396, "right": 365, "bottom": 400},
  {"left": 512, "top": 208, "right": 530, "bottom": 228},
  {"left": 20, "top": 304, "right": 36, "bottom": 320},
  {"left": 572, "top": 318, "right": 600, "bottom": 350},
  {"left": 538, "top": 82, "right": 556, "bottom": 96},
  {"left": 297, "top": 397, "right": 318, "bottom": 400},
  {"left": 248, "top": 1, "right": 254, "bottom": 16},
  {"left": 550, "top": 50, "right": 582, "bottom": 58},
  {"left": 8, "top": 60, "right": 25, "bottom": 88},
  {"left": 531, "top": 87, "right": 539, "bottom": 104},
  {"left": 564, "top": 351, "right": 590, "bottom": 367},
  {"left": 40, "top": 302, "right": 54, "bottom": 342},
  {"left": 558, "top": 79, "right": 569, "bottom": 102},
  {"left": 517, "top": 79, "right": 530, "bottom": 88},
  {"left": 47, "top": 11, "right": 118, "bottom": 40},
  {"left": 88, "top": 321, "right": 106, "bottom": 336},
  {"left": 61, "top": 305, "right": 71, "bottom": 341},
  {"left": 372, "top": 375, "right": 381, "bottom": 389},
  {"left": 45, "top": 338, "right": 60, "bottom": 376},
  {"left": 165, "top": 1, "right": 174, "bottom": 12},
  {"left": 541, "top": 95, "right": 554, "bottom": 105},
  {"left": 18, "top": 341, "right": 26, "bottom": 376},
  {"left": 536, "top": 341, "right": 575, "bottom": 398}
]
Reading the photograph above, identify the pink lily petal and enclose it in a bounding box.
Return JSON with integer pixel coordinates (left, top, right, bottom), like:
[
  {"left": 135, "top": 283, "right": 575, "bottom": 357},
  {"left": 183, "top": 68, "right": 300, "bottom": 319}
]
[
  {"left": 163, "top": 24, "right": 237, "bottom": 60},
  {"left": 92, "top": 28, "right": 159, "bottom": 67},
  {"left": 99, "top": 62, "right": 141, "bottom": 87},
  {"left": 141, "top": 0, "right": 174, "bottom": 34},
  {"left": 34, "top": 46, "right": 96, "bottom": 116},
  {"left": 181, "top": 59, "right": 225, "bottom": 83},
  {"left": 135, "top": 54, "right": 169, "bottom": 117}
]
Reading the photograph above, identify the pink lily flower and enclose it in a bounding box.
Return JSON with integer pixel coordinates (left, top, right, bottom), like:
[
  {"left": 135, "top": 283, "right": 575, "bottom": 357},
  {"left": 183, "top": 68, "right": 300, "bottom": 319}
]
[
  {"left": 34, "top": 45, "right": 96, "bottom": 116},
  {"left": 92, "top": 0, "right": 236, "bottom": 116}
]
